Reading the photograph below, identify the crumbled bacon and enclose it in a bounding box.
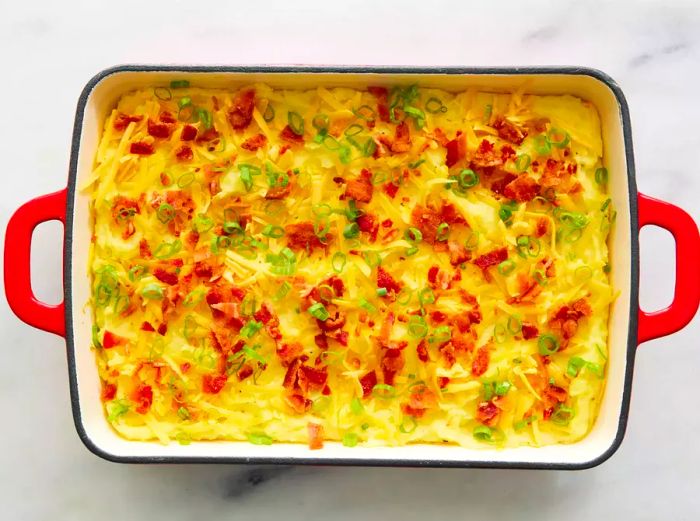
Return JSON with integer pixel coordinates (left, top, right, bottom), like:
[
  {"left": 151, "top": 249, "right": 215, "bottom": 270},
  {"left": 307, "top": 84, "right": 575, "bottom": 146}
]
[
  {"left": 384, "top": 182, "right": 399, "bottom": 198},
  {"left": 133, "top": 384, "right": 153, "bottom": 414},
  {"left": 445, "top": 132, "right": 467, "bottom": 167},
  {"left": 114, "top": 113, "right": 143, "bottom": 131},
  {"left": 202, "top": 374, "right": 228, "bottom": 394},
  {"left": 317, "top": 311, "right": 346, "bottom": 332},
  {"left": 147, "top": 119, "right": 173, "bottom": 139},
  {"left": 492, "top": 116, "right": 527, "bottom": 145},
  {"left": 139, "top": 239, "right": 152, "bottom": 259},
  {"left": 157, "top": 323, "right": 167, "bottom": 336},
  {"left": 197, "top": 128, "right": 220, "bottom": 143},
  {"left": 159, "top": 111, "right": 176, "bottom": 124},
  {"left": 391, "top": 121, "right": 411, "bottom": 153},
  {"left": 141, "top": 321, "right": 155, "bottom": 332},
  {"left": 286, "top": 394, "right": 312, "bottom": 413},
  {"left": 472, "top": 139, "right": 502, "bottom": 167},
  {"left": 241, "top": 133, "right": 268, "bottom": 151},
  {"left": 381, "top": 348, "right": 405, "bottom": 385},
  {"left": 153, "top": 267, "right": 178, "bottom": 286},
  {"left": 280, "top": 125, "right": 304, "bottom": 143},
  {"left": 411, "top": 203, "right": 467, "bottom": 245},
  {"left": 102, "top": 330, "right": 125, "bottom": 349},
  {"left": 416, "top": 339, "right": 429, "bottom": 362},
  {"left": 175, "top": 145, "right": 193, "bottom": 161},
  {"left": 471, "top": 346, "right": 490, "bottom": 376},
  {"left": 447, "top": 241, "right": 471, "bottom": 266},
  {"left": 401, "top": 386, "right": 437, "bottom": 418},
  {"left": 360, "top": 370, "right": 377, "bottom": 398},
  {"left": 180, "top": 125, "right": 197, "bottom": 141},
  {"left": 285, "top": 221, "right": 327, "bottom": 252},
  {"left": 473, "top": 247, "right": 508, "bottom": 270},
  {"left": 536, "top": 217, "right": 549, "bottom": 237},
  {"left": 504, "top": 175, "right": 540, "bottom": 202},
  {"left": 344, "top": 169, "right": 373, "bottom": 203},
  {"left": 265, "top": 182, "right": 292, "bottom": 200},
  {"left": 550, "top": 298, "right": 592, "bottom": 340},
  {"left": 102, "top": 383, "right": 117, "bottom": 401},
  {"left": 298, "top": 365, "right": 328, "bottom": 393},
  {"left": 356, "top": 213, "right": 379, "bottom": 242},
  {"left": 368, "top": 86, "right": 390, "bottom": 122},
  {"left": 427, "top": 265, "right": 439, "bottom": 284},
  {"left": 476, "top": 400, "right": 500, "bottom": 425},
  {"left": 228, "top": 89, "right": 255, "bottom": 130},
  {"left": 521, "top": 323, "right": 539, "bottom": 340},
  {"left": 307, "top": 422, "right": 324, "bottom": 450},
  {"left": 376, "top": 266, "right": 402, "bottom": 294},
  {"left": 489, "top": 172, "right": 517, "bottom": 196},
  {"left": 130, "top": 141, "right": 154, "bottom": 155}
]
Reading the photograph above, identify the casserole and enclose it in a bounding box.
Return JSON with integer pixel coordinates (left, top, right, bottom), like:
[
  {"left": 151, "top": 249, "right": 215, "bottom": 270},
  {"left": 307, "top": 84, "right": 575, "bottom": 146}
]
[{"left": 4, "top": 65, "right": 699, "bottom": 469}]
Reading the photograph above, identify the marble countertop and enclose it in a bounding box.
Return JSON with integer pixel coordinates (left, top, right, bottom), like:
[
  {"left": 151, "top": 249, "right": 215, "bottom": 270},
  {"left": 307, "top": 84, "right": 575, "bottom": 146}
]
[{"left": 1, "top": 0, "right": 699, "bottom": 519}]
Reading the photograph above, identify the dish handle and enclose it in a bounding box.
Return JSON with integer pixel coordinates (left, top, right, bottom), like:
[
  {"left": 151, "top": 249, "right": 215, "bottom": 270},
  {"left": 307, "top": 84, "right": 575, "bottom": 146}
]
[
  {"left": 637, "top": 193, "right": 700, "bottom": 344},
  {"left": 4, "top": 189, "right": 67, "bottom": 337}
]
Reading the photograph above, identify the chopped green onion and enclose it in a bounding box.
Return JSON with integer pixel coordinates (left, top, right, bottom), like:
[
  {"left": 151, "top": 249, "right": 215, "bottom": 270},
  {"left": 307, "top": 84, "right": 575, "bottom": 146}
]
[
  {"left": 362, "top": 137, "right": 376, "bottom": 157},
  {"left": 514, "top": 416, "right": 536, "bottom": 431},
  {"left": 458, "top": 169, "right": 479, "bottom": 189},
  {"left": 262, "top": 103, "right": 275, "bottom": 122},
  {"left": 177, "top": 407, "right": 191, "bottom": 420},
  {"left": 538, "top": 333, "right": 560, "bottom": 355},
  {"left": 177, "top": 172, "right": 195, "bottom": 188},
  {"left": 170, "top": 80, "right": 190, "bottom": 89},
  {"left": 192, "top": 214, "right": 214, "bottom": 233},
  {"left": 372, "top": 384, "right": 397, "bottom": 399},
  {"left": 157, "top": 203, "right": 175, "bottom": 224},
  {"left": 376, "top": 287, "right": 388, "bottom": 297},
  {"left": 408, "top": 159, "right": 425, "bottom": 169},
  {"left": 350, "top": 397, "right": 364, "bottom": 415},
  {"left": 308, "top": 302, "right": 330, "bottom": 321},
  {"left": 287, "top": 111, "right": 304, "bottom": 136},
  {"left": 473, "top": 425, "right": 494, "bottom": 442},
  {"left": 141, "top": 283, "right": 164, "bottom": 300},
  {"left": 515, "top": 154, "right": 531, "bottom": 172},
  {"left": 425, "top": 97, "right": 447, "bottom": 114},
  {"left": 345, "top": 124, "right": 363, "bottom": 137},
  {"left": 547, "top": 127, "right": 570, "bottom": 148},
  {"left": 559, "top": 211, "right": 589, "bottom": 229},
  {"left": 404, "top": 227, "right": 423, "bottom": 243},
  {"left": 178, "top": 96, "right": 192, "bottom": 109},
  {"left": 345, "top": 199, "right": 361, "bottom": 221},
  {"left": 595, "top": 167, "right": 609, "bottom": 185},
  {"left": 153, "top": 239, "right": 182, "bottom": 259},
  {"left": 107, "top": 400, "right": 130, "bottom": 421},
  {"left": 312, "top": 113, "right": 329, "bottom": 131},
  {"left": 196, "top": 108, "right": 212, "bottom": 129},
  {"left": 534, "top": 134, "right": 552, "bottom": 155},
  {"left": 399, "top": 416, "right": 418, "bottom": 434},
  {"left": 332, "top": 252, "right": 347, "bottom": 273},
  {"left": 428, "top": 325, "right": 451, "bottom": 344},
  {"left": 494, "top": 381, "right": 511, "bottom": 396},
  {"left": 436, "top": 222, "right": 450, "bottom": 242},
  {"left": 92, "top": 324, "right": 102, "bottom": 349},
  {"left": 497, "top": 259, "right": 516, "bottom": 276},
  {"left": 322, "top": 134, "right": 341, "bottom": 151},
  {"left": 405, "top": 246, "right": 419, "bottom": 256},
  {"left": 397, "top": 288, "right": 413, "bottom": 306},
  {"left": 342, "top": 432, "right": 359, "bottom": 447},
  {"left": 533, "top": 269, "right": 548, "bottom": 286},
  {"left": 507, "top": 315, "right": 522, "bottom": 335},
  {"left": 464, "top": 231, "right": 480, "bottom": 250},
  {"left": 240, "top": 320, "right": 263, "bottom": 339},
  {"left": 358, "top": 297, "right": 376, "bottom": 313},
  {"left": 601, "top": 198, "right": 612, "bottom": 212},
  {"left": 222, "top": 220, "right": 242, "bottom": 235},
  {"left": 343, "top": 222, "right": 360, "bottom": 239},
  {"left": 154, "top": 87, "right": 172, "bottom": 100},
  {"left": 262, "top": 225, "right": 285, "bottom": 238},
  {"left": 482, "top": 103, "right": 492, "bottom": 124},
  {"left": 408, "top": 315, "right": 429, "bottom": 338},
  {"left": 274, "top": 281, "right": 292, "bottom": 301},
  {"left": 567, "top": 356, "right": 587, "bottom": 377},
  {"left": 338, "top": 145, "right": 352, "bottom": 164},
  {"left": 363, "top": 250, "right": 381, "bottom": 268},
  {"left": 370, "top": 171, "right": 387, "bottom": 185},
  {"left": 494, "top": 324, "right": 507, "bottom": 343},
  {"left": 562, "top": 227, "right": 583, "bottom": 243},
  {"left": 129, "top": 265, "right": 147, "bottom": 282},
  {"left": 483, "top": 382, "right": 494, "bottom": 401},
  {"left": 247, "top": 432, "right": 273, "bottom": 445},
  {"left": 418, "top": 287, "right": 435, "bottom": 306},
  {"left": 183, "top": 288, "right": 206, "bottom": 307},
  {"left": 551, "top": 404, "right": 575, "bottom": 425}
]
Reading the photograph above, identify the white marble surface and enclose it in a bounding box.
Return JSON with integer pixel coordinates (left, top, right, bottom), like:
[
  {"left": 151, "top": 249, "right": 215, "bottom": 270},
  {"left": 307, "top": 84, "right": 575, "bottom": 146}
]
[{"left": 1, "top": 0, "right": 699, "bottom": 519}]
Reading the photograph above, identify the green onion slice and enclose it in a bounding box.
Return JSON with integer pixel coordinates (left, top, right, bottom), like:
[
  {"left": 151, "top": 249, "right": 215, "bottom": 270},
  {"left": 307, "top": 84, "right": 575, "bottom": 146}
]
[
  {"left": 247, "top": 432, "right": 273, "bottom": 445},
  {"left": 372, "top": 384, "right": 397, "bottom": 399},
  {"left": 129, "top": 265, "right": 147, "bottom": 282},
  {"left": 428, "top": 325, "right": 451, "bottom": 344},
  {"left": 170, "top": 80, "right": 190, "bottom": 89},
  {"left": 287, "top": 111, "right": 304, "bottom": 136},
  {"left": 141, "top": 283, "right": 164, "bottom": 300},
  {"left": 404, "top": 227, "right": 423, "bottom": 243},
  {"left": 458, "top": 169, "right": 479, "bottom": 189},
  {"left": 153, "top": 239, "right": 182, "bottom": 259},
  {"left": 408, "top": 316, "right": 429, "bottom": 338},
  {"left": 263, "top": 104, "right": 275, "bottom": 122},
  {"left": 547, "top": 127, "right": 570, "bottom": 148},
  {"left": 342, "top": 432, "right": 359, "bottom": 447},
  {"left": 350, "top": 397, "right": 364, "bottom": 415},
  {"left": 154, "top": 87, "right": 172, "bottom": 100},
  {"left": 515, "top": 154, "right": 531, "bottom": 172},
  {"left": 362, "top": 250, "right": 381, "bottom": 268},
  {"left": 353, "top": 105, "right": 375, "bottom": 121},
  {"left": 538, "top": 333, "right": 560, "bottom": 355},
  {"left": 262, "top": 224, "right": 285, "bottom": 238},
  {"left": 332, "top": 252, "right": 347, "bottom": 273},
  {"left": 436, "top": 222, "right": 450, "bottom": 242},
  {"left": 418, "top": 287, "right": 435, "bottom": 306},
  {"left": 551, "top": 404, "right": 575, "bottom": 426},
  {"left": 343, "top": 222, "right": 360, "bottom": 239},
  {"left": 308, "top": 302, "right": 330, "bottom": 321},
  {"left": 344, "top": 124, "right": 363, "bottom": 137},
  {"left": 595, "top": 167, "right": 609, "bottom": 185},
  {"left": 157, "top": 203, "right": 175, "bottom": 224},
  {"left": 399, "top": 416, "right": 418, "bottom": 434},
  {"left": 534, "top": 134, "right": 552, "bottom": 155},
  {"left": 425, "top": 97, "right": 447, "bottom": 114},
  {"left": 177, "top": 172, "right": 195, "bottom": 188}
]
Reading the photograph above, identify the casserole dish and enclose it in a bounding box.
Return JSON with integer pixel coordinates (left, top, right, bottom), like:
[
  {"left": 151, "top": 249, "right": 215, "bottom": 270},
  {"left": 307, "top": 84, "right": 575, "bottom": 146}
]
[{"left": 4, "top": 65, "right": 699, "bottom": 469}]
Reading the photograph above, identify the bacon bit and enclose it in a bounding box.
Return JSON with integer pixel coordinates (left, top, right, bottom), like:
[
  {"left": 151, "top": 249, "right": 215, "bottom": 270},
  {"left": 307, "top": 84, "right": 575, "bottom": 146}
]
[
  {"left": 451, "top": 333, "right": 475, "bottom": 356},
  {"left": 285, "top": 221, "right": 327, "bottom": 252},
  {"left": 416, "top": 340, "right": 430, "bottom": 362},
  {"left": 147, "top": 119, "right": 173, "bottom": 139},
  {"left": 427, "top": 265, "right": 439, "bottom": 284},
  {"left": 114, "top": 113, "right": 143, "bottom": 131},
  {"left": 391, "top": 121, "right": 411, "bottom": 153},
  {"left": 159, "top": 111, "right": 176, "bottom": 124},
  {"left": 180, "top": 362, "right": 191, "bottom": 374},
  {"left": 132, "top": 384, "right": 153, "bottom": 414},
  {"left": 102, "top": 330, "right": 125, "bottom": 349},
  {"left": 445, "top": 132, "right": 467, "bottom": 167},
  {"left": 141, "top": 321, "right": 155, "bottom": 332},
  {"left": 240, "top": 133, "right": 268, "bottom": 151},
  {"left": 130, "top": 141, "right": 154, "bottom": 155},
  {"left": 228, "top": 89, "right": 255, "bottom": 130},
  {"left": 175, "top": 145, "right": 193, "bottom": 161},
  {"left": 360, "top": 370, "right": 377, "bottom": 398},
  {"left": 356, "top": 213, "right": 379, "bottom": 242},
  {"left": 253, "top": 303, "right": 274, "bottom": 324},
  {"left": 447, "top": 241, "right": 471, "bottom": 266},
  {"left": 314, "top": 334, "right": 328, "bottom": 350},
  {"left": 476, "top": 400, "right": 500, "bottom": 425},
  {"left": 438, "top": 377, "right": 450, "bottom": 389},
  {"left": 500, "top": 145, "right": 517, "bottom": 161},
  {"left": 504, "top": 175, "right": 541, "bottom": 202},
  {"left": 202, "top": 374, "right": 228, "bottom": 394},
  {"left": 381, "top": 218, "right": 393, "bottom": 228},
  {"left": 377, "top": 266, "right": 402, "bottom": 294},
  {"left": 317, "top": 311, "right": 346, "bottom": 332},
  {"left": 344, "top": 169, "right": 373, "bottom": 203},
  {"left": 280, "top": 125, "right": 304, "bottom": 143},
  {"left": 521, "top": 323, "right": 539, "bottom": 340},
  {"left": 237, "top": 365, "right": 254, "bottom": 381},
  {"left": 101, "top": 383, "right": 117, "bottom": 401},
  {"left": 472, "top": 139, "right": 502, "bottom": 167},
  {"left": 543, "top": 407, "right": 554, "bottom": 421},
  {"left": 138, "top": 239, "right": 152, "bottom": 259},
  {"left": 536, "top": 217, "right": 549, "bottom": 238},
  {"left": 153, "top": 267, "right": 178, "bottom": 286},
  {"left": 265, "top": 182, "right": 292, "bottom": 200},
  {"left": 544, "top": 384, "right": 568, "bottom": 405},
  {"left": 471, "top": 346, "right": 490, "bottom": 376},
  {"left": 286, "top": 394, "right": 312, "bottom": 414},
  {"left": 194, "top": 261, "right": 213, "bottom": 279},
  {"left": 492, "top": 115, "right": 527, "bottom": 145},
  {"left": 430, "top": 311, "right": 447, "bottom": 323},
  {"left": 401, "top": 387, "right": 437, "bottom": 418},
  {"left": 368, "top": 86, "right": 390, "bottom": 122},
  {"left": 381, "top": 349, "right": 405, "bottom": 385},
  {"left": 307, "top": 422, "right": 324, "bottom": 450},
  {"left": 283, "top": 359, "right": 302, "bottom": 389},
  {"left": 111, "top": 196, "right": 140, "bottom": 223},
  {"left": 384, "top": 182, "right": 399, "bottom": 198},
  {"left": 157, "top": 323, "right": 167, "bottom": 336},
  {"left": 473, "top": 247, "right": 508, "bottom": 270},
  {"left": 180, "top": 124, "right": 197, "bottom": 141},
  {"left": 197, "top": 128, "right": 220, "bottom": 143},
  {"left": 489, "top": 172, "right": 517, "bottom": 196},
  {"left": 276, "top": 344, "right": 302, "bottom": 367},
  {"left": 299, "top": 365, "right": 328, "bottom": 393}
]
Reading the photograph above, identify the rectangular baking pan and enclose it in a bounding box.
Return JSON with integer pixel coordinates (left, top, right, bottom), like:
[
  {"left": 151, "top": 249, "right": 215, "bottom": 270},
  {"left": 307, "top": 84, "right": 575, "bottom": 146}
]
[{"left": 5, "top": 65, "right": 699, "bottom": 469}]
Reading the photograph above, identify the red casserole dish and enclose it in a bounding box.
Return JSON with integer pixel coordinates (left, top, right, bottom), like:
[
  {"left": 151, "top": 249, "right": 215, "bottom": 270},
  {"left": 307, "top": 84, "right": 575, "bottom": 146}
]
[{"left": 4, "top": 66, "right": 699, "bottom": 468}]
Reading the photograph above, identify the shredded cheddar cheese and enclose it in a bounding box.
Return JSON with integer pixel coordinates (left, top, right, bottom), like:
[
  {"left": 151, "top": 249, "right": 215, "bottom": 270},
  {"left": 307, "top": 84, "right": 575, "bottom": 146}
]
[{"left": 87, "top": 81, "right": 614, "bottom": 450}]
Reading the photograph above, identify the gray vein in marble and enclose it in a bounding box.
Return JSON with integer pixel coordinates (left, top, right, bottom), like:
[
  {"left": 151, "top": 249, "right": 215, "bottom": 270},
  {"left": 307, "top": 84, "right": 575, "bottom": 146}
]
[
  {"left": 221, "top": 466, "right": 297, "bottom": 499},
  {"left": 630, "top": 41, "right": 691, "bottom": 67}
]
